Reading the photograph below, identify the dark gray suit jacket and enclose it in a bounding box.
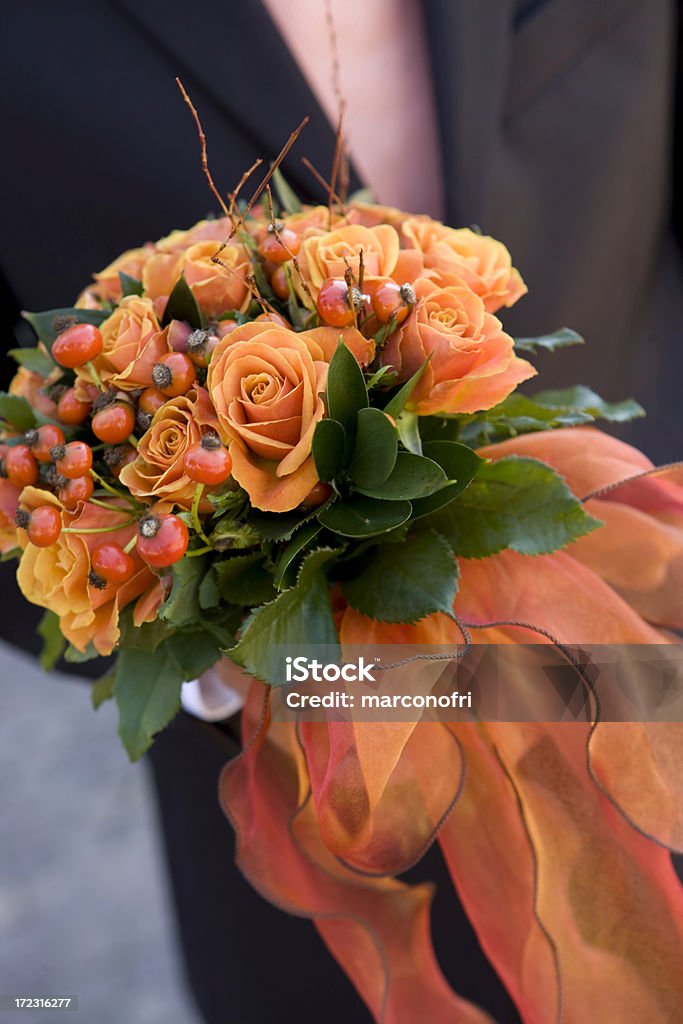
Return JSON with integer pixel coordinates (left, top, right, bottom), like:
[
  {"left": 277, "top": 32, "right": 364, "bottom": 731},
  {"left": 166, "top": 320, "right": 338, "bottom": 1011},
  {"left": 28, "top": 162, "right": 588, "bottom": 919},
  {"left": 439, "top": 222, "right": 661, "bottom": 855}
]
[
  {"left": 0, "top": 5, "right": 680, "bottom": 1023},
  {"left": 1, "top": 0, "right": 680, "bottom": 457}
]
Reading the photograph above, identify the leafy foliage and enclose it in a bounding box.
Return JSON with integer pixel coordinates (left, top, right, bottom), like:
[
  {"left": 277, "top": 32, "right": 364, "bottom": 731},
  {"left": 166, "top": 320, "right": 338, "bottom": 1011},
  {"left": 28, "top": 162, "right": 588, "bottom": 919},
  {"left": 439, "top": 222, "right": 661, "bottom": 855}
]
[
  {"left": 8, "top": 347, "right": 55, "bottom": 376},
  {"left": 119, "top": 272, "right": 144, "bottom": 297},
  {"left": 229, "top": 549, "right": 339, "bottom": 685},
  {"left": 0, "top": 393, "right": 36, "bottom": 432},
  {"left": 162, "top": 274, "right": 204, "bottom": 329},
  {"left": 423, "top": 456, "right": 602, "bottom": 557},
  {"left": 342, "top": 531, "right": 458, "bottom": 623},
  {"left": 22, "top": 307, "right": 108, "bottom": 352},
  {"left": 37, "top": 611, "right": 66, "bottom": 671},
  {"left": 513, "top": 327, "right": 584, "bottom": 353},
  {"left": 318, "top": 496, "right": 413, "bottom": 537}
]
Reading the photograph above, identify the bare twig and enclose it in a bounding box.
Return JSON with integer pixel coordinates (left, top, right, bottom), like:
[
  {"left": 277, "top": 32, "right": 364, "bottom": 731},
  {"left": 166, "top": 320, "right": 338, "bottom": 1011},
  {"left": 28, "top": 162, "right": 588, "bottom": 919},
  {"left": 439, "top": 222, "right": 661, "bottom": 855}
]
[
  {"left": 300, "top": 157, "right": 347, "bottom": 214},
  {"left": 176, "top": 77, "right": 232, "bottom": 223},
  {"left": 228, "top": 157, "right": 263, "bottom": 218}
]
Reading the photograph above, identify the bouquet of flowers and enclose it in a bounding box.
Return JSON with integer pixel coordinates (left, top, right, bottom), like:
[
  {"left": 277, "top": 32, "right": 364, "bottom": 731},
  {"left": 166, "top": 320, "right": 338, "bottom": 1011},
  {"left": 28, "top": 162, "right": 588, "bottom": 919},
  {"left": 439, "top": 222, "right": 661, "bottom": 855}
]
[{"left": 4, "top": 121, "right": 683, "bottom": 1021}]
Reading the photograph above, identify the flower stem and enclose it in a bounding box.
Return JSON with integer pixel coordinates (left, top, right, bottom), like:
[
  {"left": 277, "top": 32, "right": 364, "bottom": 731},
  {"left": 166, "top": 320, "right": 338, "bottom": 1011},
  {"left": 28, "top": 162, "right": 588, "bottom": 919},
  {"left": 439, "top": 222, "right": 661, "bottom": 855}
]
[
  {"left": 191, "top": 483, "right": 212, "bottom": 546},
  {"left": 89, "top": 497, "right": 132, "bottom": 514},
  {"left": 63, "top": 520, "right": 137, "bottom": 535},
  {"left": 86, "top": 361, "right": 105, "bottom": 391},
  {"left": 123, "top": 534, "right": 138, "bottom": 555},
  {"left": 186, "top": 545, "right": 212, "bottom": 558},
  {"left": 126, "top": 434, "right": 139, "bottom": 449},
  {"left": 89, "top": 468, "right": 137, "bottom": 505}
]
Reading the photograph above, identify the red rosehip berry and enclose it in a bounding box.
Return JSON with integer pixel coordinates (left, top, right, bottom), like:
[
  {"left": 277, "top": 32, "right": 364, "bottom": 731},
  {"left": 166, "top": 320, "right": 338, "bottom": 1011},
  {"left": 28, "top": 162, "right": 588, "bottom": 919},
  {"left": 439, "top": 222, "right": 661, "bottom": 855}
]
[
  {"left": 183, "top": 435, "right": 233, "bottom": 485},
  {"left": 370, "top": 280, "right": 416, "bottom": 325},
  {"left": 316, "top": 278, "right": 362, "bottom": 328},
  {"left": 258, "top": 226, "right": 301, "bottom": 264},
  {"left": 91, "top": 542, "right": 136, "bottom": 583},
  {"left": 58, "top": 475, "right": 94, "bottom": 510},
  {"left": 52, "top": 323, "right": 103, "bottom": 368},
  {"left": 91, "top": 402, "right": 136, "bottom": 445},
  {"left": 52, "top": 440, "right": 93, "bottom": 479},
  {"left": 17, "top": 504, "right": 62, "bottom": 547},
  {"left": 26, "top": 424, "right": 65, "bottom": 463},
  {"left": 57, "top": 388, "right": 91, "bottom": 425},
  {"left": 151, "top": 352, "right": 196, "bottom": 397},
  {"left": 4, "top": 445, "right": 39, "bottom": 487},
  {"left": 136, "top": 513, "right": 189, "bottom": 568}
]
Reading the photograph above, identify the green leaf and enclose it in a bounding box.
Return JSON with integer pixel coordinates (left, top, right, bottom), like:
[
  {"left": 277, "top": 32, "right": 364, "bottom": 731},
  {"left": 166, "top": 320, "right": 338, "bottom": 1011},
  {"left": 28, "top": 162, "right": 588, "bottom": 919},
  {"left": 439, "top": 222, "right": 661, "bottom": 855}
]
[
  {"left": 249, "top": 498, "right": 332, "bottom": 542},
  {"left": 118, "top": 271, "right": 144, "bottom": 297},
  {"left": 459, "top": 393, "right": 594, "bottom": 446},
  {"left": 8, "top": 347, "right": 55, "bottom": 376},
  {"left": 271, "top": 167, "right": 303, "bottom": 213},
  {"left": 396, "top": 410, "right": 422, "bottom": 455},
  {"left": 411, "top": 441, "right": 485, "bottom": 517},
  {"left": 532, "top": 386, "right": 645, "bottom": 423},
  {"left": 64, "top": 642, "right": 100, "bottom": 663},
  {"left": 37, "top": 610, "right": 66, "bottom": 671},
  {"left": 230, "top": 549, "right": 339, "bottom": 686},
  {"left": 198, "top": 566, "right": 221, "bottom": 610},
  {"left": 312, "top": 418, "right": 347, "bottom": 482},
  {"left": 326, "top": 342, "right": 368, "bottom": 439},
  {"left": 383, "top": 359, "right": 429, "bottom": 418},
  {"left": 118, "top": 609, "right": 175, "bottom": 652},
  {"left": 273, "top": 522, "right": 323, "bottom": 590},
  {"left": 348, "top": 407, "right": 398, "bottom": 487},
  {"left": 91, "top": 671, "right": 115, "bottom": 710},
  {"left": 115, "top": 631, "right": 221, "bottom": 760},
  {"left": 0, "top": 393, "right": 36, "bottom": 432},
  {"left": 162, "top": 273, "right": 204, "bottom": 329},
  {"left": 514, "top": 327, "right": 584, "bottom": 353},
  {"left": 214, "top": 552, "right": 277, "bottom": 606},
  {"left": 425, "top": 456, "right": 602, "bottom": 557},
  {"left": 208, "top": 487, "right": 247, "bottom": 517},
  {"left": 160, "top": 556, "right": 210, "bottom": 627},
  {"left": 210, "top": 518, "right": 260, "bottom": 551},
  {"left": 22, "top": 307, "right": 108, "bottom": 352},
  {"left": 365, "top": 364, "right": 398, "bottom": 391},
  {"left": 355, "top": 451, "right": 450, "bottom": 500},
  {"left": 342, "top": 531, "right": 458, "bottom": 623},
  {"left": 318, "top": 496, "right": 412, "bottom": 537}
]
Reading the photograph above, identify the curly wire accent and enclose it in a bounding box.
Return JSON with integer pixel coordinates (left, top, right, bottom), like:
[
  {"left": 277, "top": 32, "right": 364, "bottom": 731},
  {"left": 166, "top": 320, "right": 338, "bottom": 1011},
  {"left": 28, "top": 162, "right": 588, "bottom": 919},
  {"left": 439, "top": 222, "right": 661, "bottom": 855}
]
[
  {"left": 460, "top": 617, "right": 601, "bottom": 725},
  {"left": 373, "top": 612, "right": 472, "bottom": 671},
  {"left": 580, "top": 460, "right": 683, "bottom": 502}
]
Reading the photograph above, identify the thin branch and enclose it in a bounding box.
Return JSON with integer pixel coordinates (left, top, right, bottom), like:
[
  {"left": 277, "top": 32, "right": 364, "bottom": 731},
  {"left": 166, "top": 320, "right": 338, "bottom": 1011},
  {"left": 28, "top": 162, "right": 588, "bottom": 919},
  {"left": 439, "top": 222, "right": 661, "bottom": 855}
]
[
  {"left": 225, "top": 117, "right": 310, "bottom": 244},
  {"left": 265, "top": 185, "right": 314, "bottom": 306},
  {"left": 176, "top": 77, "right": 232, "bottom": 223},
  {"left": 300, "top": 157, "right": 347, "bottom": 214},
  {"left": 228, "top": 157, "right": 263, "bottom": 219}
]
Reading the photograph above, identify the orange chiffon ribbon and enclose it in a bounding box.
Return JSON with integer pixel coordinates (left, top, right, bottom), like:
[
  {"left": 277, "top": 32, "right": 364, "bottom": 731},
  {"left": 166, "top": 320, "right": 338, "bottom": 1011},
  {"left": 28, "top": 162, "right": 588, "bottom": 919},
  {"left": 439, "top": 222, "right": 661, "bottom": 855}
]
[{"left": 220, "top": 430, "right": 683, "bottom": 1023}]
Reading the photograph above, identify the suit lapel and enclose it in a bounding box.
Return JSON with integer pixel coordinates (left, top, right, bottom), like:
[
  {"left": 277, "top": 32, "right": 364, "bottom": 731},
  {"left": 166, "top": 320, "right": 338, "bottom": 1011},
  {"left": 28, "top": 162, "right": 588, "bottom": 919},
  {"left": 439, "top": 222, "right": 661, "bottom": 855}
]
[
  {"left": 109, "top": 0, "right": 361, "bottom": 201},
  {"left": 422, "top": 0, "right": 513, "bottom": 226}
]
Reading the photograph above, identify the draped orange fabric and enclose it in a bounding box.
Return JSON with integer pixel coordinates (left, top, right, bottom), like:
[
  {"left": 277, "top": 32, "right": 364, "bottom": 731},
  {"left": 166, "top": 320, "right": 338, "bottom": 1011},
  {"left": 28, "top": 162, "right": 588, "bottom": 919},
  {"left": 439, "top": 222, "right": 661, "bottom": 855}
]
[{"left": 219, "top": 429, "right": 683, "bottom": 1023}]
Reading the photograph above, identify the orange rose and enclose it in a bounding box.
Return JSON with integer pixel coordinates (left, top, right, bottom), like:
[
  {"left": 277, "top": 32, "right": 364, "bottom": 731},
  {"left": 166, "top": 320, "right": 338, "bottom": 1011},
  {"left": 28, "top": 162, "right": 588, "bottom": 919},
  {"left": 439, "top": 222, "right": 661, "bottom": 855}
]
[
  {"left": 0, "top": 475, "right": 21, "bottom": 554},
  {"left": 77, "top": 295, "right": 169, "bottom": 393},
  {"left": 9, "top": 366, "right": 59, "bottom": 419},
  {"left": 16, "top": 487, "right": 163, "bottom": 655},
  {"left": 382, "top": 281, "right": 536, "bottom": 415},
  {"left": 120, "top": 386, "right": 219, "bottom": 510},
  {"left": 401, "top": 220, "right": 527, "bottom": 313},
  {"left": 298, "top": 223, "right": 401, "bottom": 301},
  {"left": 142, "top": 240, "right": 251, "bottom": 318},
  {"left": 77, "top": 244, "right": 156, "bottom": 307},
  {"left": 155, "top": 217, "right": 232, "bottom": 253},
  {"left": 207, "top": 322, "right": 374, "bottom": 512}
]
